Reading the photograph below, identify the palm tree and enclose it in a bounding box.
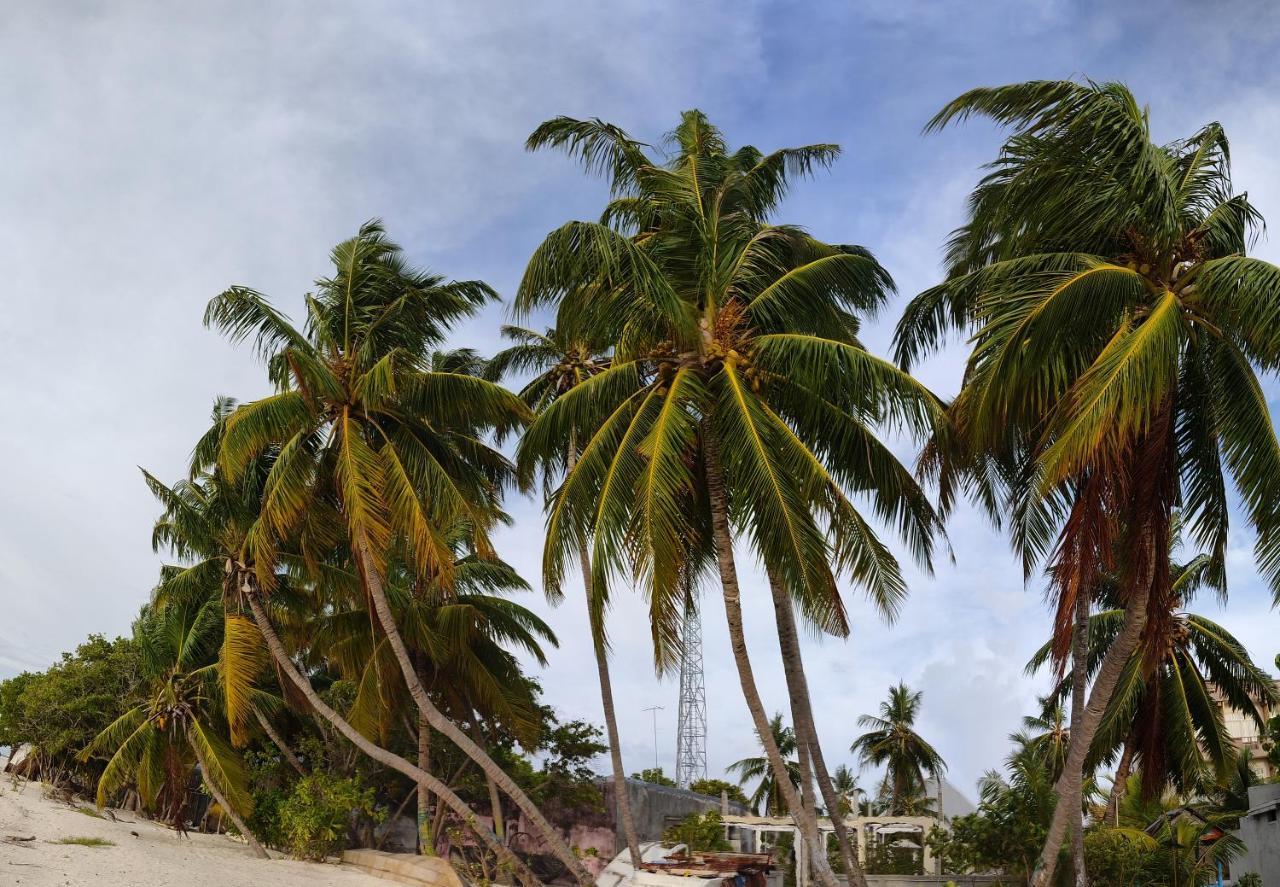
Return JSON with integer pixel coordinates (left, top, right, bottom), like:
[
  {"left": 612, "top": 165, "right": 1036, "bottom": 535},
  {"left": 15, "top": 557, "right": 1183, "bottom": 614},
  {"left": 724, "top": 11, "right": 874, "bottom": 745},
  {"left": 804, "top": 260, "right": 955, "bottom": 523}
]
[
  {"left": 80, "top": 599, "right": 270, "bottom": 858},
  {"left": 1028, "top": 550, "right": 1278, "bottom": 813},
  {"left": 727, "top": 713, "right": 801, "bottom": 816},
  {"left": 487, "top": 324, "right": 641, "bottom": 864},
  {"left": 313, "top": 532, "right": 557, "bottom": 849},
  {"left": 516, "top": 111, "right": 943, "bottom": 887},
  {"left": 147, "top": 409, "right": 540, "bottom": 885},
  {"left": 204, "top": 221, "right": 591, "bottom": 885},
  {"left": 831, "top": 764, "right": 868, "bottom": 817},
  {"left": 851, "top": 683, "right": 946, "bottom": 816},
  {"left": 1015, "top": 698, "right": 1071, "bottom": 782},
  {"left": 894, "top": 80, "right": 1280, "bottom": 885}
]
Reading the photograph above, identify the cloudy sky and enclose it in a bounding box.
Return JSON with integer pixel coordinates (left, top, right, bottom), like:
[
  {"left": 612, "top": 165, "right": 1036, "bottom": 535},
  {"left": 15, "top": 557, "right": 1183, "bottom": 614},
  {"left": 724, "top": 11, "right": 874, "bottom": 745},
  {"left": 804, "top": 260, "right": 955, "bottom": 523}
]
[{"left": 3, "top": 0, "right": 1280, "bottom": 798}]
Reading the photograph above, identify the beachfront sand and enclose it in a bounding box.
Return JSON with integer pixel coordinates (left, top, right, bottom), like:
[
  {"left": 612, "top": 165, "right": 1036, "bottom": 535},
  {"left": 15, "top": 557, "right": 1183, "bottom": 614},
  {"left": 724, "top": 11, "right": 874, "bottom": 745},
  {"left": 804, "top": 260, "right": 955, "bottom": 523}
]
[{"left": 0, "top": 769, "right": 391, "bottom": 887}]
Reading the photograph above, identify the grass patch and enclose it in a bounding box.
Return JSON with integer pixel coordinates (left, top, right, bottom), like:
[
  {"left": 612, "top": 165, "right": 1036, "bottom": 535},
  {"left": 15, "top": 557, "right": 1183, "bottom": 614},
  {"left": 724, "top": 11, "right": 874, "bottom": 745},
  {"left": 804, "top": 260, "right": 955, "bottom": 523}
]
[
  {"left": 53, "top": 836, "right": 114, "bottom": 847},
  {"left": 74, "top": 806, "right": 104, "bottom": 818}
]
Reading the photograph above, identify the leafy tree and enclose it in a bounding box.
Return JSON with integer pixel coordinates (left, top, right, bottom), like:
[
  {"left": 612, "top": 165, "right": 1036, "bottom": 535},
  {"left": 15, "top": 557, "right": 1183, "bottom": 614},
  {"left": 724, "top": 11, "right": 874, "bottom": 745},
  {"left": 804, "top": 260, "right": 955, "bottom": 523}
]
[
  {"left": 204, "top": 221, "right": 587, "bottom": 885},
  {"left": 632, "top": 767, "right": 677, "bottom": 787},
  {"left": 518, "top": 110, "right": 943, "bottom": 887},
  {"left": 690, "top": 777, "right": 749, "bottom": 808},
  {"left": 895, "top": 79, "right": 1280, "bottom": 885},
  {"left": 663, "top": 810, "right": 730, "bottom": 851},
  {"left": 851, "top": 683, "right": 945, "bottom": 816},
  {"left": 80, "top": 600, "right": 270, "bottom": 857},
  {"left": 0, "top": 634, "right": 142, "bottom": 788}
]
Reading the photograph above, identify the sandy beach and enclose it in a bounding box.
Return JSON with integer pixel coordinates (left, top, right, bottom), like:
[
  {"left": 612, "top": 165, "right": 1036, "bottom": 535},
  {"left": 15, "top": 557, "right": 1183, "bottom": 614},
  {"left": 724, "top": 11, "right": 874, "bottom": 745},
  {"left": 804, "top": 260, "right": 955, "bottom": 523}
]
[{"left": 0, "top": 765, "right": 389, "bottom": 887}]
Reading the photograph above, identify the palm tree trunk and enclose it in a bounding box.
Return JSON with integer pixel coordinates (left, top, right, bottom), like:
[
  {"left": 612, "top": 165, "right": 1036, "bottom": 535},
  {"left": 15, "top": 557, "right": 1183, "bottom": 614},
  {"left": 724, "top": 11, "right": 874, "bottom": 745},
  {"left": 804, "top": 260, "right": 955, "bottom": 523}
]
[
  {"left": 418, "top": 712, "right": 434, "bottom": 855},
  {"left": 570, "top": 439, "right": 643, "bottom": 866},
  {"left": 189, "top": 732, "right": 269, "bottom": 859},
  {"left": 351, "top": 531, "right": 594, "bottom": 887},
  {"left": 253, "top": 706, "right": 305, "bottom": 776},
  {"left": 769, "top": 569, "right": 869, "bottom": 887},
  {"left": 703, "top": 430, "right": 840, "bottom": 887},
  {"left": 241, "top": 585, "right": 541, "bottom": 887},
  {"left": 1105, "top": 738, "right": 1135, "bottom": 827},
  {"left": 1069, "top": 589, "right": 1090, "bottom": 887},
  {"left": 1030, "top": 578, "right": 1151, "bottom": 887},
  {"left": 487, "top": 773, "right": 505, "bottom": 840}
]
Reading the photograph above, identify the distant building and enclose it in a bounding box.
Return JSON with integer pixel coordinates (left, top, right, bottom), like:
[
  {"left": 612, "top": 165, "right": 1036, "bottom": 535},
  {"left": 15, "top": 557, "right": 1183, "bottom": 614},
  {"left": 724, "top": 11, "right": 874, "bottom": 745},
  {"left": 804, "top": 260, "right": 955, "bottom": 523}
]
[
  {"left": 1236, "top": 783, "right": 1280, "bottom": 884},
  {"left": 1214, "top": 681, "right": 1279, "bottom": 780}
]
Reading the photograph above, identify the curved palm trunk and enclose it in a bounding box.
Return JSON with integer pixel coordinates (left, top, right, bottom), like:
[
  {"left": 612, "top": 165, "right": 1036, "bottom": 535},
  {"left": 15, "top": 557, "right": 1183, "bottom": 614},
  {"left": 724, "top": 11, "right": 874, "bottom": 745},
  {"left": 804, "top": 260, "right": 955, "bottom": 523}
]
[
  {"left": 769, "top": 570, "right": 869, "bottom": 887},
  {"left": 1104, "top": 738, "right": 1135, "bottom": 827},
  {"left": 1069, "top": 590, "right": 1090, "bottom": 887},
  {"left": 570, "top": 440, "right": 643, "bottom": 866},
  {"left": 704, "top": 431, "right": 839, "bottom": 887},
  {"left": 1031, "top": 580, "right": 1150, "bottom": 887},
  {"left": 253, "top": 706, "right": 305, "bottom": 776},
  {"left": 352, "top": 531, "right": 594, "bottom": 887},
  {"left": 189, "top": 732, "right": 269, "bottom": 859},
  {"left": 418, "top": 713, "right": 434, "bottom": 855},
  {"left": 242, "top": 586, "right": 541, "bottom": 887}
]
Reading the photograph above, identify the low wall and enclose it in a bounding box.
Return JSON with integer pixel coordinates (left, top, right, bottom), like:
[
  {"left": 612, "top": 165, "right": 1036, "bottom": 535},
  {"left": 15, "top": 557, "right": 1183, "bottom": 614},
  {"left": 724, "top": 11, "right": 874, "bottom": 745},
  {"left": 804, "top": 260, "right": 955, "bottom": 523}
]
[
  {"left": 343, "top": 849, "right": 466, "bottom": 887},
  {"left": 862, "top": 877, "right": 1005, "bottom": 887}
]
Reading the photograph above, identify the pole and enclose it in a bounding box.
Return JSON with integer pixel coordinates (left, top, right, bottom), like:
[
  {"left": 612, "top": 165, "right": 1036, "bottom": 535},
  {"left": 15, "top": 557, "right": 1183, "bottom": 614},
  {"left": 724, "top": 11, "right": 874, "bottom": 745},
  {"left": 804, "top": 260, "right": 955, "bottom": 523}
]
[{"left": 643, "top": 706, "right": 664, "bottom": 774}]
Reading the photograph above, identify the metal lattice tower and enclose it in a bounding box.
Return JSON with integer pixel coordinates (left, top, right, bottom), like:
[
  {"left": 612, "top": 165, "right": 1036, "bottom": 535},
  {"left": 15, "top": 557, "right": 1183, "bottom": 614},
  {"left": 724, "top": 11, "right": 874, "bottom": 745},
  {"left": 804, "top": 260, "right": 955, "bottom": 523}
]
[{"left": 675, "top": 600, "right": 707, "bottom": 789}]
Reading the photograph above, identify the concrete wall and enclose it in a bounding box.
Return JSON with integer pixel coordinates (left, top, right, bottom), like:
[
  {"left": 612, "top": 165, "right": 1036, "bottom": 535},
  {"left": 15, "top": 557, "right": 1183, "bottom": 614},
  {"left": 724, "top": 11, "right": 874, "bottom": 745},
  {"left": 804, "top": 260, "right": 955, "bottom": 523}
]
[
  {"left": 1237, "top": 783, "right": 1280, "bottom": 885},
  {"left": 603, "top": 778, "right": 749, "bottom": 844}
]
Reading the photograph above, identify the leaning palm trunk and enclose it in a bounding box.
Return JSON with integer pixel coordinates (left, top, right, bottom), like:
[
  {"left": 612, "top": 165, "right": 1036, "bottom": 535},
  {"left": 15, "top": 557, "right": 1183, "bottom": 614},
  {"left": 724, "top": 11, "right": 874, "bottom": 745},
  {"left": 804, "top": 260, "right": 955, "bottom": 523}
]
[
  {"left": 1031, "top": 579, "right": 1151, "bottom": 887},
  {"left": 569, "top": 440, "right": 643, "bottom": 866},
  {"left": 242, "top": 585, "right": 541, "bottom": 887},
  {"left": 253, "top": 706, "right": 305, "bottom": 776},
  {"left": 704, "top": 432, "right": 840, "bottom": 887},
  {"left": 190, "top": 730, "right": 269, "bottom": 859},
  {"left": 1069, "top": 590, "right": 1090, "bottom": 887},
  {"left": 352, "top": 531, "right": 594, "bottom": 887},
  {"left": 769, "top": 571, "right": 869, "bottom": 887},
  {"left": 418, "top": 713, "right": 434, "bottom": 855},
  {"left": 1104, "top": 739, "right": 1135, "bottom": 827}
]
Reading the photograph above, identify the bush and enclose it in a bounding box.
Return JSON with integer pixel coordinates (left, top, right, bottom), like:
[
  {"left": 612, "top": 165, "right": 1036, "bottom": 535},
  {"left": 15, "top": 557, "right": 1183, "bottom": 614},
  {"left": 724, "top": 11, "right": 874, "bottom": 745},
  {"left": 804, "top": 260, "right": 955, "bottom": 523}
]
[
  {"left": 278, "top": 773, "right": 382, "bottom": 861},
  {"left": 663, "top": 811, "right": 730, "bottom": 851}
]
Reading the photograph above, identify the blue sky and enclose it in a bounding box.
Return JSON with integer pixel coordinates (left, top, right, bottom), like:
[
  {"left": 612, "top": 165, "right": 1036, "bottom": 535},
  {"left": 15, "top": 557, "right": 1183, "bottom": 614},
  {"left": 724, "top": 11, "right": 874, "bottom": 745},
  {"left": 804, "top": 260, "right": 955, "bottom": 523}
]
[{"left": 2, "top": 1, "right": 1279, "bottom": 797}]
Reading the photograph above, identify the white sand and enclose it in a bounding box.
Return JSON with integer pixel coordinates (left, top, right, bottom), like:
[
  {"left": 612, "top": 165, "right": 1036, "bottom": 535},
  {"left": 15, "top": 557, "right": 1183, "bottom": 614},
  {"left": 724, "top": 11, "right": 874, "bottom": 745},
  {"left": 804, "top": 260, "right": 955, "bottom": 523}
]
[{"left": 0, "top": 771, "right": 391, "bottom": 887}]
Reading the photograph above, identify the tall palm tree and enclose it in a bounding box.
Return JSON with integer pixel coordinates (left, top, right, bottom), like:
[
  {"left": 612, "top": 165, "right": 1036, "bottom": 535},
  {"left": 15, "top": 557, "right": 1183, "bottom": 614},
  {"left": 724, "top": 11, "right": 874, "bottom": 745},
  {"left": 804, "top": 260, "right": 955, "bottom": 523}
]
[
  {"left": 204, "top": 221, "right": 591, "bottom": 885},
  {"left": 516, "top": 111, "right": 943, "bottom": 887},
  {"left": 727, "top": 713, "right": 801, "bottom": 816},
  {"left": 147, "top": 410, "right": 540, "bottom": 885},
  {"left": 851, "top": 683, "right": 946, "bottom": 816},
  {"left": 487, "top": 324, "right": 641, "bottom": 864},
  {"left": 894, "top": 80, "right": 1280, "bottom": 885},
  {"left": 80, "top": 599, "right": 269, "bottom": 858}
]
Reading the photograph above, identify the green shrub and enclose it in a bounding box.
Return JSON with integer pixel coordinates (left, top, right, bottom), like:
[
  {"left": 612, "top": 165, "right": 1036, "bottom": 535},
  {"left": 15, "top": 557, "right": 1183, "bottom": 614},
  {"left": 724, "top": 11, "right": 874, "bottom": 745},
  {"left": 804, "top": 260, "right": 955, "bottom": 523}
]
[
  {"left": 278, "top": 773, "right": 382, "bottom": 861},
  {"left": 663, "top": 810, "right": 730, "bottom": 852},
  {"left": 1236, "top": 873, "right": 1262, "bottom": 887}
]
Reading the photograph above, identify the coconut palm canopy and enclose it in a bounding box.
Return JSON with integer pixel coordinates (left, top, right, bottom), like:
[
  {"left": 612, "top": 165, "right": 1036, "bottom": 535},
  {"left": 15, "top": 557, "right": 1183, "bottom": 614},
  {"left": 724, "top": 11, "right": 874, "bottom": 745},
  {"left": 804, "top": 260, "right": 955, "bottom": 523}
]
[
  {"left": 851, "top": 682, "right": 946, "bottom": 816},
  {"left": 516, "top": 110, "right": 944, "bottom": 663}
]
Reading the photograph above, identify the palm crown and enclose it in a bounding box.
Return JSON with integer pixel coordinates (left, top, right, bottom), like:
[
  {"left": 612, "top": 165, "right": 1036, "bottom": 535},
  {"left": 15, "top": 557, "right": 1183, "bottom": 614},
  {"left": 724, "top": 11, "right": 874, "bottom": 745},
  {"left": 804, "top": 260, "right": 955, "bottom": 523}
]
[
  {"left": 851, "top": 682, "right": 946, "bottom": 816},
  {"left": 517, "top": 110, "right": 943, "bottom": 664},
  {"left": 204, "top": 219, "right": 527, "bottom": 593},
  {"left": 896, "top": 80, "right": 1280, "bottom": 613}
]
